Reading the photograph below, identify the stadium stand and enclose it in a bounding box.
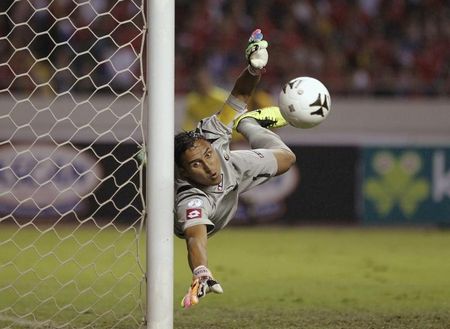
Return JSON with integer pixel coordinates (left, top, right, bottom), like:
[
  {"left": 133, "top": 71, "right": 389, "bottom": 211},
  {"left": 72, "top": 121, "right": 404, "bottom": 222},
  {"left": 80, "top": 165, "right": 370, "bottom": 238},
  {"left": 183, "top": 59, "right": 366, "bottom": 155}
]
[{"left": 0, "top": 0, "right": 448, "bottom": 96}]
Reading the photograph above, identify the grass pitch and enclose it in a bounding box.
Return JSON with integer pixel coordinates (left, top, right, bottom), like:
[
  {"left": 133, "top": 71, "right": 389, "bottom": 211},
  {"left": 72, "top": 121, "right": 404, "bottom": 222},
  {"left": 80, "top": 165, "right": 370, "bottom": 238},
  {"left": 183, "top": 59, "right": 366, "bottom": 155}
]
[
  {"left": 174, "top": 227, "right": 450, "bottom": 329},
  {"left": 1, "top": 226, "right": 449, "bottom": 328}
]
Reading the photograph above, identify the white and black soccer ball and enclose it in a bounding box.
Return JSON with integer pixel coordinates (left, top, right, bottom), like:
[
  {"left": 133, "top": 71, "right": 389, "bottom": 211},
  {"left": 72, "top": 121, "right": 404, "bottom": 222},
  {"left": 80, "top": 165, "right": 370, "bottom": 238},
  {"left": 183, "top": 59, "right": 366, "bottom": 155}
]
[{"left": 278, "top": 76, "right": 331, "bottom": 129}]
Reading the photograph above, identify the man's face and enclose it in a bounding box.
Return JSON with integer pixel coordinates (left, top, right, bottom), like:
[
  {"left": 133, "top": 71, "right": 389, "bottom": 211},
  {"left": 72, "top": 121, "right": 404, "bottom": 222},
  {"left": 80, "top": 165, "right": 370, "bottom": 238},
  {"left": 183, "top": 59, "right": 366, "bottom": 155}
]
[{"left": 180, "top": 139, "right": 222, "bottom": 186}]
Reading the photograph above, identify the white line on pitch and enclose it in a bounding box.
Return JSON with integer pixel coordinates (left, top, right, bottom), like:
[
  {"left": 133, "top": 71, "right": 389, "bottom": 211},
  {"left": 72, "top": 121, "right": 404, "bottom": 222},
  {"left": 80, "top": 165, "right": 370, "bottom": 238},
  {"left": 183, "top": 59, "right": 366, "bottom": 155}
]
[{"left": 0, "top": 314, "right": 56, "bottom": 328}]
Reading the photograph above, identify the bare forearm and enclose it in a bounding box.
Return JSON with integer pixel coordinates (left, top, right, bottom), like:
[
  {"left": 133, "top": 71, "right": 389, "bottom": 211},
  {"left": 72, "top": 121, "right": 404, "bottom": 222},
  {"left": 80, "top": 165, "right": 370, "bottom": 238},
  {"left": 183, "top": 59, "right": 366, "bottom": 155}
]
[
  {"left": 184, "top": 225, "right": 208, "bottom": 271},
  {"left": 217, "top": 67, "right": 260, "bottom": 125},
  {"left": 187, "top": 237, "right": 207, "bottom": 271},
  {"left": 231, "top": 67, "right": 261, "bottom": 104}
]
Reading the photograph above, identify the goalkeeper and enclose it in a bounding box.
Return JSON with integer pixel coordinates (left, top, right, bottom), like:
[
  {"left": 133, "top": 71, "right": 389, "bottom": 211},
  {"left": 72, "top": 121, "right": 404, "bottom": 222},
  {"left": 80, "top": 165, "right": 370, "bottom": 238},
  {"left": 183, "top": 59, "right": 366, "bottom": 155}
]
[{"left": 174, "top": 29, "right": 296, "bottom": 308}]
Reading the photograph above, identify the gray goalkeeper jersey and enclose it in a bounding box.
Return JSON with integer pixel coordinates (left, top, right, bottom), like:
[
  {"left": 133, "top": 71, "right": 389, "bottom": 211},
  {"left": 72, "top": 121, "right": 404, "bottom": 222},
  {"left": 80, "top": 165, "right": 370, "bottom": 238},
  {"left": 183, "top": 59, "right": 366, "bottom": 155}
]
[{"left": 174, "top": 115, "right": 277, "bottom": 238}]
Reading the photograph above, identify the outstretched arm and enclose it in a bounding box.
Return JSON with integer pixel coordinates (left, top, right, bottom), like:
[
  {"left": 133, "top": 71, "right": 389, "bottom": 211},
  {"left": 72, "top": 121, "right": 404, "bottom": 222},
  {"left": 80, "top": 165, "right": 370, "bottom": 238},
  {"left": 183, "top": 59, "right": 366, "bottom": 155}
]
[
  {"left": 230, "top": 67, "right": 261, "bottom": 104},
  {"left": 184, "top": 224, "right": 208, "bottom": 271},
  {"left": 217, "top": 29, "right": 269, "bottom": 125},
  {"left": 182, "top": 224, "right": 223, "bottom": 308}
]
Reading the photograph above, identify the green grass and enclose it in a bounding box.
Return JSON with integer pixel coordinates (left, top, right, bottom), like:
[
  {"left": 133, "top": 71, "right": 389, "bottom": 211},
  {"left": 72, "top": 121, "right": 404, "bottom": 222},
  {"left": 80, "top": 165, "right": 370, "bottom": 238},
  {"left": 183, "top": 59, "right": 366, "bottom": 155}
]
[
  {"left": 0, "top": 225, "right": 145, "bottom": 329},
  {"left": 174, "top": 227, "right": 450, "bottom": 329},
  {"left": 1, "top": 226, "right": 450, "bottom": 328}
]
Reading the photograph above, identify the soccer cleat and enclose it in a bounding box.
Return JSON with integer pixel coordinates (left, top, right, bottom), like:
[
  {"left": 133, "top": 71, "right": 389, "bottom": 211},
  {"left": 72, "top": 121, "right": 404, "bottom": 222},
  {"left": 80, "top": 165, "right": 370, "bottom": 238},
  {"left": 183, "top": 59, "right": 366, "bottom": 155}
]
[{"left": 233, "top": 106, "right": 288, "bottom": 131}]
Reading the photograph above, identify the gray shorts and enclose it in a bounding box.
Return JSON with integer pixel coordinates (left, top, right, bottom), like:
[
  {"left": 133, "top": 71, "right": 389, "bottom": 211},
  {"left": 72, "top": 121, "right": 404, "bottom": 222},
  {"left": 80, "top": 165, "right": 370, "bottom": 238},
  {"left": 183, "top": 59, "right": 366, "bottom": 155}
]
[{"left": 231, "top": 148, "right": 278, "bottom": 193}]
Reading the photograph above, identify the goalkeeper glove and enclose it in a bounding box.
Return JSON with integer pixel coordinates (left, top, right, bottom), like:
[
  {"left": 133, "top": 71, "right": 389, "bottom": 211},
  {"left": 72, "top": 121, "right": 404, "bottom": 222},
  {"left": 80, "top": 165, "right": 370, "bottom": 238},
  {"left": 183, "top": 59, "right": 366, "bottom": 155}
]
[
  {"left": 245, "top": 29, "right": 269, "bottom": 75},
  {"left": 181, "top": 265, "right": 223, "bottom": 309}
]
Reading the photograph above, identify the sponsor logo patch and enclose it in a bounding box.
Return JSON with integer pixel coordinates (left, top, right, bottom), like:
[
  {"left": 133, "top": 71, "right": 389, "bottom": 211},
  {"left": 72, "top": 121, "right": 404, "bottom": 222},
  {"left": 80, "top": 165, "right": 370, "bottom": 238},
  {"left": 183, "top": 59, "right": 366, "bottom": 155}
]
[
  {"left": 186, "top": 208, "right": 202, "bottom": 220},
  {"left": 187, "top": 198, "right": 203, "bottom": 207}
]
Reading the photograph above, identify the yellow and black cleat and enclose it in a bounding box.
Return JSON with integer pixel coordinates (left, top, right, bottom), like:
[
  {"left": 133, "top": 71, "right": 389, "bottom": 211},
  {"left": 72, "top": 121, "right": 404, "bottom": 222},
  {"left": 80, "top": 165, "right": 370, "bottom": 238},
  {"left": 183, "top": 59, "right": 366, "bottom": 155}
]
[{"left": 233, "top": 106, "right": 288, "bottom": 131}]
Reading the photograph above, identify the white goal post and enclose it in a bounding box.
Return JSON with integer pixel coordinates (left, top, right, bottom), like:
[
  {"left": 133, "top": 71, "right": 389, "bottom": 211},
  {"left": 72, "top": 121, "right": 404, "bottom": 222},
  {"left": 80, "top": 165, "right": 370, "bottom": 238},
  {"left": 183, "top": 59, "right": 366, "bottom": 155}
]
[
  {"left": 0, "top": 1, "right": 174, "bottom": 328},
  {"left": 146, "top": 0, "right": 174, "bottom": 328}
]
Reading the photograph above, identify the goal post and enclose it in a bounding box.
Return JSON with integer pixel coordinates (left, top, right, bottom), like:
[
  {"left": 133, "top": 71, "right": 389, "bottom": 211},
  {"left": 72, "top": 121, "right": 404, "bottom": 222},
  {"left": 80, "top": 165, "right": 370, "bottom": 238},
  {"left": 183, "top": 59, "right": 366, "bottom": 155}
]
[
  {"left": 0, "top": 0, "right": 174, "bottom": 328},
  {"left": 146, "top": 0, "right": 174, "bottom": 328}
]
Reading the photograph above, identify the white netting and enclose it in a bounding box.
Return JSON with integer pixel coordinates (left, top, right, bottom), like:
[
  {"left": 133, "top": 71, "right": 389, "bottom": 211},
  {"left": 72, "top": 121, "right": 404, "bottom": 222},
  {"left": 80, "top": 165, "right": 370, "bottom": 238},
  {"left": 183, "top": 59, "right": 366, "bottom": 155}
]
[{"left": 0, "top": 1, "right": 147, "bottom": 328}]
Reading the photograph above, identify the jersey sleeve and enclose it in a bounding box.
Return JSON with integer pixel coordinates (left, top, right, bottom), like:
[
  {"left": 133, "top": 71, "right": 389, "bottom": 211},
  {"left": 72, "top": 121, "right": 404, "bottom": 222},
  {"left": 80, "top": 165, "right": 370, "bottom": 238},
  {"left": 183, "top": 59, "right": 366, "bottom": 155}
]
[{"left": 174, "top": 194, "right": 215, "bottom": 238}]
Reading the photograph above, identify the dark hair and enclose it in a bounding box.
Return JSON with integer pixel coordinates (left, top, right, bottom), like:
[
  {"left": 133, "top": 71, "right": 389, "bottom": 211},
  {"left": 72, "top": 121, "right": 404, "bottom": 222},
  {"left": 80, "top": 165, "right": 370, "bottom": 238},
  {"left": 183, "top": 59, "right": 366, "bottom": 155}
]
[{"left": 174, "top": 130, "right": 207, "bottom": 167}]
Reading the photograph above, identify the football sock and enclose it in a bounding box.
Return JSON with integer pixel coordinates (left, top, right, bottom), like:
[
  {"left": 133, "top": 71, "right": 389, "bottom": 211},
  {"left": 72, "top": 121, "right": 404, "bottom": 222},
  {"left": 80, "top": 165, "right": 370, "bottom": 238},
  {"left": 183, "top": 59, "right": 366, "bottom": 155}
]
[{"left": 237, "top": 118, "right": 291, "bottom": 151}]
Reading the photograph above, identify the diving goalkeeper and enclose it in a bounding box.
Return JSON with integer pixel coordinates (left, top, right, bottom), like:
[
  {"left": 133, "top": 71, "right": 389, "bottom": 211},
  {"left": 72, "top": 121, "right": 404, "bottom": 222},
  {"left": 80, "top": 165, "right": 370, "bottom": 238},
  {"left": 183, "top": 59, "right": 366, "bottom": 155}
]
[{"left": 174, "top": 29, "right": 296, "bottom": 308}]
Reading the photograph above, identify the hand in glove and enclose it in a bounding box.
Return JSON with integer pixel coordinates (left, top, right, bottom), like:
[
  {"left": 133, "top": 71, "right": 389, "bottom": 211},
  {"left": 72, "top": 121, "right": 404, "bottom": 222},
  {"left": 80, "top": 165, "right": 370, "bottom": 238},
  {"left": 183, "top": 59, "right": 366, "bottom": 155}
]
[
  {"left": 181, "top": 265, "right": 223, "bottom": 309},
  {"left": 245, "top": 29, "right": 269, "bottom": 75}
]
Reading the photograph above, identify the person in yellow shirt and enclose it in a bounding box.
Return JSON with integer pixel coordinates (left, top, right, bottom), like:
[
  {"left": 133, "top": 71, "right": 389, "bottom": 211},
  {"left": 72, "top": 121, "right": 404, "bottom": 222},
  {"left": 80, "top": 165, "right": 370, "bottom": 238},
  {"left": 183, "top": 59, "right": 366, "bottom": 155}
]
[
  {"left": 248, "top": 87, "right": 273, "bottom": 111},
  {"left": 182, "top": 67, "right": 228, "bottom": 132},
  {"left": 182, "top": 67, "right": 275, "bottom": 144}
]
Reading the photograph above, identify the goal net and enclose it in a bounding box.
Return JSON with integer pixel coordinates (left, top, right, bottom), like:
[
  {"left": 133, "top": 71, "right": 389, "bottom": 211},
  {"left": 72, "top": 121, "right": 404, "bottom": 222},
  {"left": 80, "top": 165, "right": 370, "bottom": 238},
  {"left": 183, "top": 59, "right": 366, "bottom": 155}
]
[{"left": 0, "top": 1, "right": 147, "bottom": 328}]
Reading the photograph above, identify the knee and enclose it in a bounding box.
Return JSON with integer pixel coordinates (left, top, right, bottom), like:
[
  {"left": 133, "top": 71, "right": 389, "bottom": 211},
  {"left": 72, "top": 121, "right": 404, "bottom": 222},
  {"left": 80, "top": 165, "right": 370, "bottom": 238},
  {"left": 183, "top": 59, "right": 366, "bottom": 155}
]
[
  {"left": 285, "top": 149, "right": 296, "bottom": 168},
  {"left": 275, "top": 149, "right": 296, "bottom": 175}
]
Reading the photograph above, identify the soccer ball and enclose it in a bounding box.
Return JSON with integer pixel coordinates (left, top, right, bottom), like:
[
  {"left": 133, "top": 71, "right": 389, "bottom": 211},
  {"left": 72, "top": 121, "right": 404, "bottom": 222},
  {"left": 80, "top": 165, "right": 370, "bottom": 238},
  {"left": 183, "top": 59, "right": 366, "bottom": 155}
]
[{"left": 278, "top": 76, "right": 331, "bottom": 129}]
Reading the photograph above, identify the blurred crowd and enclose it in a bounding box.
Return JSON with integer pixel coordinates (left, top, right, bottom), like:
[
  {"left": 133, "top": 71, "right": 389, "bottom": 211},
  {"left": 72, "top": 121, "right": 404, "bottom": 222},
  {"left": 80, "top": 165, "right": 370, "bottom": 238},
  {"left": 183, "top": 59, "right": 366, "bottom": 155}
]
[
  {"left": 175, "top": 0, "right": 449, "bottom": 96},
  {"left": 0, "top": 0, "right": 448, "bottom": 97},
  {"left": 0, "top": 0, "right": 144, "bottom": 96}
]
